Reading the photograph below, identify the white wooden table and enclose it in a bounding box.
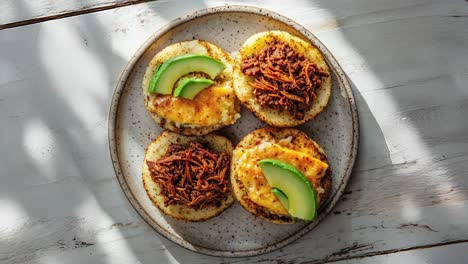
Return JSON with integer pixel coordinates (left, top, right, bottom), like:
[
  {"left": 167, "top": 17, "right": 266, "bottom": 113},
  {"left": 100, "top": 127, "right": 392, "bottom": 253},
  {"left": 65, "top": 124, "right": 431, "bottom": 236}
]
[{"left": 1, "top": 0, "right": 467, "bottom": 263}]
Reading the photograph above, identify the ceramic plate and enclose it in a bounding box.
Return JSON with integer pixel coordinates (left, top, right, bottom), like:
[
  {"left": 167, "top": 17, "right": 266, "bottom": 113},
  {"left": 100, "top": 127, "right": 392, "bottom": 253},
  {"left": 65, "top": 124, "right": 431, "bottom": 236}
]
[{"left": 108, "top": 6, "right": 359, "bottom": 257}]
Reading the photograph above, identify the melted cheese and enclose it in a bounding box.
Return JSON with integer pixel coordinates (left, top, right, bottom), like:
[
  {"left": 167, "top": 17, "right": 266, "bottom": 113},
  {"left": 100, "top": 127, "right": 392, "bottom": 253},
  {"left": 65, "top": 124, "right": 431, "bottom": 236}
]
[
  {"left": 148, "top": 85, "right": 237, "bottom": 126},
  {"left": 142, "top": 40, "right": 239, "bottom": 129},
  {"left": 235, "top": 142, "right": 328, "bottom": 215}
]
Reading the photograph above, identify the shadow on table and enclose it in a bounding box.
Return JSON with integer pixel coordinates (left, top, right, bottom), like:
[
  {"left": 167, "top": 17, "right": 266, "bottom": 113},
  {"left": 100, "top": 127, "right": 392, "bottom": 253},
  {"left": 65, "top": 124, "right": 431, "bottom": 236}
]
[
  {"left": 1, "top": 0, "right": 467, "bottom": 263},
  {"left": 0, "top": 0, "right": 128, "bottom": 263},
  {"left": 142, "top": 0, "right": 468, "bottom": 263}
]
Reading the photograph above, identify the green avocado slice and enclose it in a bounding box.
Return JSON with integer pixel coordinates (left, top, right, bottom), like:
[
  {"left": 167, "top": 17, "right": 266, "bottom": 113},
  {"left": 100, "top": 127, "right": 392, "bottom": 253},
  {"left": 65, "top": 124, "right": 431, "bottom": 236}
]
[
  {"left": 149, "top": 54, "right": 225, "bottom": 94},
  {"left": 258, "top": 159, "right": 317, "bottom": 221},
  {"left": 271, "top": 188, "right": 298, "bottom": 223},
  {"left": 173, "top": 78, "right": 214, "bottom": 99},
  {"left": 271, "top": 188, "right": 289, "bottom": 211}
]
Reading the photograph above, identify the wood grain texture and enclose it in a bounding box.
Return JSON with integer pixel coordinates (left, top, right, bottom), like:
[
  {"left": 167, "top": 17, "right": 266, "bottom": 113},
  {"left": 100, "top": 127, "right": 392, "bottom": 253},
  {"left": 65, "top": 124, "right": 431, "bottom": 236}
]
[
  {"left": 332, "top": 241, "right": 468, "bottom": 264},
  {"left": 0, "top": 0, "right": 156, "bottom": 29},
  {"left": 0, "top": 0, "right": 467, "bottom": 263}
]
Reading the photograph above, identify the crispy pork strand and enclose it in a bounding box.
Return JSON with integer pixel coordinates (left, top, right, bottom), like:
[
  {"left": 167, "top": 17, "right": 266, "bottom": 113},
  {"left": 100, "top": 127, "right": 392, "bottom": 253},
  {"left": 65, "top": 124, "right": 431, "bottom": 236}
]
[
  {"left": 241, "top": 40, "right": 330, "bottom": 120},
  {"left": 146, "top": 142, "right": 230, "bottom": 209}
]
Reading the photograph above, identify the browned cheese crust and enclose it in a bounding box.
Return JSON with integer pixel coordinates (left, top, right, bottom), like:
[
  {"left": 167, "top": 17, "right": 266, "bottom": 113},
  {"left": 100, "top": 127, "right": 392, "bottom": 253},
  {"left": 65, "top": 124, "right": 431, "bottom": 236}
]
[{"left": 230, "top": 127, "right": 331, "bottom": 224}]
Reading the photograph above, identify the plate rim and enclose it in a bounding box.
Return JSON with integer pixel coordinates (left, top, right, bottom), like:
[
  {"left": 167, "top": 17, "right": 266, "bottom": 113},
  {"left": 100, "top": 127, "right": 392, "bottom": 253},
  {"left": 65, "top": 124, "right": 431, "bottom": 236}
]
[{"left": 108, "top": 5, "right": 359, "bottom": 257}]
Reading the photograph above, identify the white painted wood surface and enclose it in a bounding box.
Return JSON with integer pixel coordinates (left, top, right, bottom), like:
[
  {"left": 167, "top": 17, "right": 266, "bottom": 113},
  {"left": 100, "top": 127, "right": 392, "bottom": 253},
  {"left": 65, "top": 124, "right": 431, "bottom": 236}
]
[
  {"left": 0, "top": 0, "right": 467, "bottom": 263},
  {"left": 0, "top": 0, "right": 146, "bottom": 26},
  {"left": 333, "top": 242, "right": 468, "bottom": 264}
]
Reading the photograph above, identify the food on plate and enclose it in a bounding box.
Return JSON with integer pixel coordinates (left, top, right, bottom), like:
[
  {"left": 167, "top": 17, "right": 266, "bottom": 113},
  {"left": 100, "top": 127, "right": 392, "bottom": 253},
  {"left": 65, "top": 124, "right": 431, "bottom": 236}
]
[
  {"left": 231, "top": 127, "right": 331, "bottom": 224},
  {"left": 148, "top": 54, "right": 225, "bottom": 94},
  {"left": 233, "top": 31, "right": 331, "bottom": 126},
  {"left": 142, "top": 40, "right": 241, "bottom": 136},
  {"left": 259, "top": 159, "right": 317, "bottom": 221},
  {"left": 173, "top": 77, "right": 214, "bottom": 99},
  {"left": 142, "top": 131, "right": 234, "bottom": 221},
  {"left": 271, "top": 188, "right": 289, "bottom": 210}
]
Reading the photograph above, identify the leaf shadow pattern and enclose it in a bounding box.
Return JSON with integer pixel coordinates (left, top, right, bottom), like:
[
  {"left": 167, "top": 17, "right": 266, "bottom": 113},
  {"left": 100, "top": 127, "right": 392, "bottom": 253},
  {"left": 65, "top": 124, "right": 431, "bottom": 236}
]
[{"left": 2, "top": 0, "right": 468, "bottom": 263}]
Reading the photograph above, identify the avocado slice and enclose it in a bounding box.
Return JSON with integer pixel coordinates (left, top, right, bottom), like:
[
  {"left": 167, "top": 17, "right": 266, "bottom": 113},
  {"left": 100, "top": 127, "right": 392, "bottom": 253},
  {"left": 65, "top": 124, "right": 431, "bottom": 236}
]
[
  {"left": 258, "top": 159, "right": 317, "bottom": 221},
  {"left": 173, "top": 78, "right": 214, "bottom": 99},
  {"left": 149, "top": 54, "right": 225, "bottom": 94},
  {"left": 271, "top": 188, "right": 289, "bottom": 211},
  {"left": 271, "top": 188, "right": 298, "bottom": 223}
]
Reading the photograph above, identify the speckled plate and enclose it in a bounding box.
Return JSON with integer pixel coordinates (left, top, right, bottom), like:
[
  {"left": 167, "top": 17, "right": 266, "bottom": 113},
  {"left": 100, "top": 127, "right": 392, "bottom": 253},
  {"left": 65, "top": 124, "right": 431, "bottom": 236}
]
[{"left": 108, "top": 6, "right": 358, "bottom": 257}]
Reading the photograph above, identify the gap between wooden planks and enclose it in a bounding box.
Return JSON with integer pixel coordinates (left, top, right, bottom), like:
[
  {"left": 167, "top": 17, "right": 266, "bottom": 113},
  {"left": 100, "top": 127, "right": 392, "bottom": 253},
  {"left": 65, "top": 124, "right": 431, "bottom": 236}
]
[
  {"left": 0, "top": 0, "right": 157, "bottom": 30},
  {"left": 310, "top": 239, "right": 468, "bottom": 264},
  {"left": 312, "top": 240, "right": 468, "bottom": 264}
]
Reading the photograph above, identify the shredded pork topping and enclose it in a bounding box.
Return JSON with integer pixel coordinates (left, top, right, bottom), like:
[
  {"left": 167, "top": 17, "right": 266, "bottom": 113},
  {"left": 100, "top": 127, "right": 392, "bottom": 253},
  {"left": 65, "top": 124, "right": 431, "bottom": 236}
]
[
  {"left": 146, "top": 142, "right": 230, "bottom": 209},
  {"left": 241, "top": 40, "right": 330, "bottom": 120}
]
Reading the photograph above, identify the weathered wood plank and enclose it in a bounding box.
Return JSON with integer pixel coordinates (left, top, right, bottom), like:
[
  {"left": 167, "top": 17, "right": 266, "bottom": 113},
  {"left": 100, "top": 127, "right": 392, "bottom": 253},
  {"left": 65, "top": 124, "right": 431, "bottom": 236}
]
[
  {"left": 332, "top": 241, "right": 468, "bottom": 264},
  {"left": 0, "top": 0, "right": 467, "bottom": 263},
  {"left": 0, "top": 0, "right": 155, "bottom": 28}
]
